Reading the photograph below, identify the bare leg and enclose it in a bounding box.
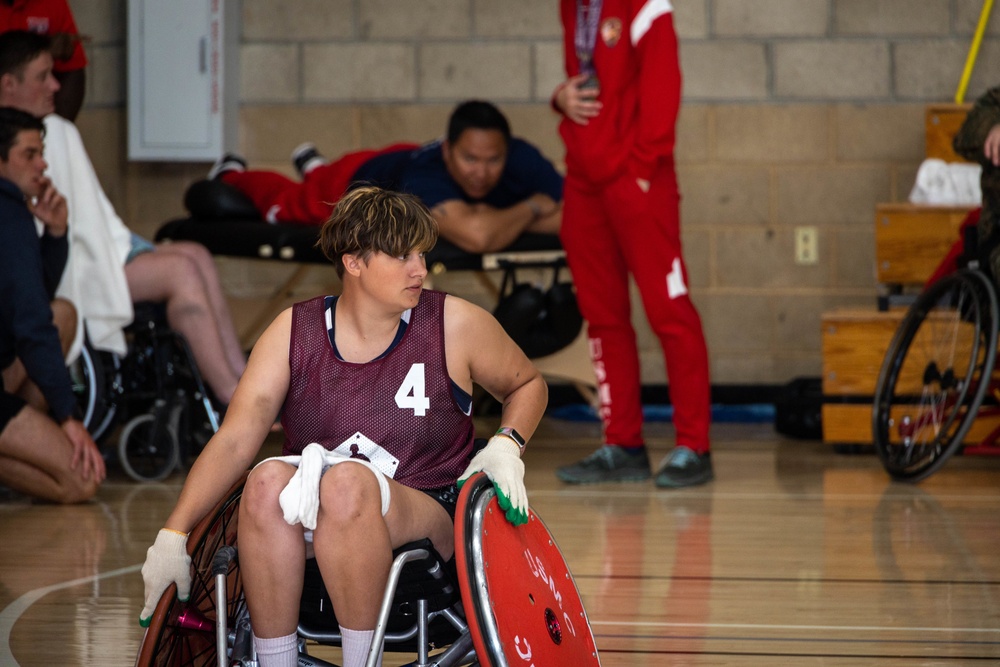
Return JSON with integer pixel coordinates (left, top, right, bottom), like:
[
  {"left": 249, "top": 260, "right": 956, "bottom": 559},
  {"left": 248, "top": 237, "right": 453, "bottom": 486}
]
[
  {"left": 0, "top": 404, "right": 98, "bottom": 503},
  {"left": 2, "top": 298, "right": 78, "bottom": 410},
  {"left": 154, "top": 242, "right": 246, "bottom": 377},
  {"left": 238, "top": 461, "right": 306, "bottom": 639},
  {"left": 125, "top": 250, "right": 241, "bottom": 403},
  {"left": 312, "top": 463, "right": 454, "bottom": 630},
  {"left": 51, "top": 298, "right": 78, "bottom": 355}
]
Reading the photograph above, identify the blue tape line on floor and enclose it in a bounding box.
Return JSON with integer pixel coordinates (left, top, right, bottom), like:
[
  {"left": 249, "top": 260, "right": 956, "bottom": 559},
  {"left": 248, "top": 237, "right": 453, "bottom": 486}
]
[{"left": 549, "top": 404, "right": 776, "bottom": 423}]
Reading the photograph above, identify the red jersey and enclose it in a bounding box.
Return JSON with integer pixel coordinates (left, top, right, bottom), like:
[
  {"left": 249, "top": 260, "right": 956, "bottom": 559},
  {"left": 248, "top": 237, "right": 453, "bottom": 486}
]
[
  {"left": 557, "top": 0, "right": 681, "bottom": 184},
  {"left": 0, "top": 0, "right": 87, "bottom": 72},
  {"left": 281, "top": 290, "right": 475, "bottom": 490}
]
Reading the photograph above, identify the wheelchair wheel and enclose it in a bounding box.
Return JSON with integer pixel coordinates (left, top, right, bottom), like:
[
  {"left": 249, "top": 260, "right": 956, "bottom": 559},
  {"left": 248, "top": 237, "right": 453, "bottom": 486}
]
[
  {"left": 455, "top": 473, "right": 601, "bottom": 666},
  {"left": 70, "top": 340, "right": 120, "bottom": 442},
  {"left": 872, "top": 269, "right": 1000, "bottom": 482},
  {"left": 118, "top": 409, "right": 180, "bottom": 482},
  {"left": 135, "top": 473, "right": 248, "bottom": 667}
]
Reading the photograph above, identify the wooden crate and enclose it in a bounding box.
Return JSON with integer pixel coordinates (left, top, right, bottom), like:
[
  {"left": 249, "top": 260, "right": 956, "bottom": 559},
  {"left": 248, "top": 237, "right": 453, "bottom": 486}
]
[
  {"left": 822, "top": 308, "right": 903, "bottom": 397},
  {"left": 822, "top": 403, "right": 1000, "bottom": 445},
  {"left": 874, "top": 203, "right": 975, "bottom": 288},
  {"left": 822, "top": 308, "right": 998, "bottom": 444},
  {"left": 925, "top": 103, "right": 972, "bottom": 163}
]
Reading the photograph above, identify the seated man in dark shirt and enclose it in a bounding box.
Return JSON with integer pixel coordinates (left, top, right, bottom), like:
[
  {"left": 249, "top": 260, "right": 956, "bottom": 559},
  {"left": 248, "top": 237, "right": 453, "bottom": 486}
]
[
  {"left": 212, "top": 100, "right": 563, "bottom": 254},
  {"left": 0, "top": 106, "right": 104, "bottom": 503},
  {"left": 954, "top": 84, "right": 1000, "bottom": 278}
]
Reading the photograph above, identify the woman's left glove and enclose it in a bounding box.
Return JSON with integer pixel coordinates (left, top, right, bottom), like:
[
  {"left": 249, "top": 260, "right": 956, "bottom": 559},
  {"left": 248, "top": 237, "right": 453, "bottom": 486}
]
[{"left": 458, "top": 436, "right": 527, "bottom": 525}]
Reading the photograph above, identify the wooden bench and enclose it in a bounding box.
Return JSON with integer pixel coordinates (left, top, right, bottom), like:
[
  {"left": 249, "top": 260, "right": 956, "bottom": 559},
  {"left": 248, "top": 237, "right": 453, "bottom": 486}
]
[
  {"left": 925, "top": 103, "right": 973, "bottom": 163},
  {"left": 820, "top": 103, "right": 978, "bottom": 445},
  {"left": 821, "top": 308, "right": 1000, "bottom": 444},
  {"left": 874, "top": 203, "right": 976, "bottom": 289}
]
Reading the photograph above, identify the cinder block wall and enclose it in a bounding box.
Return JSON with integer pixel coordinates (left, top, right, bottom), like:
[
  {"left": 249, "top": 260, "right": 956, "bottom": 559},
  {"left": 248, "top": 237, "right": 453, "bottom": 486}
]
[{"left": 69, "top": 0, "right": 999, "bottom": 385}]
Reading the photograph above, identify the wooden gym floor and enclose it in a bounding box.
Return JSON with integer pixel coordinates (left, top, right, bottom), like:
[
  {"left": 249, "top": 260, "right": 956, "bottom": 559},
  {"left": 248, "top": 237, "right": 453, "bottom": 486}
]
[{"left": 1, "top": 417, "right": 999, "bottom": 666}]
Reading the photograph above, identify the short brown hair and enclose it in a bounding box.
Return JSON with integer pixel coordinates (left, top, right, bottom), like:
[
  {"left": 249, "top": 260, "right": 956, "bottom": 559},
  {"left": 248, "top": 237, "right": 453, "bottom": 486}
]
[
  {"left": 317, "top": 186, "right": 438, "bottom": 278},
  {"left": 0, "top": 31, "right": 50, "bottom": 81}
]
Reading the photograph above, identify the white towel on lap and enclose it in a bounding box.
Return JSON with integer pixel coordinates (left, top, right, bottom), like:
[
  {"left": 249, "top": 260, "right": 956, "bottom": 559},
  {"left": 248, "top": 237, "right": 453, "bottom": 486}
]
[
  {"left": 42, "top": 114, "right": 133, "bottom": 359},
  {"left": 257, "top": 442, "right": 392, "bottom": 531}
]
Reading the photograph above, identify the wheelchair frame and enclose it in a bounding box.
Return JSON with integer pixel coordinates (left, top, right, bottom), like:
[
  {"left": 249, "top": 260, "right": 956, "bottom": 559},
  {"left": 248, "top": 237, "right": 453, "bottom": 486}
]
[
  {"left": 72, "top": 303, "right": 220, "bottom": 483},
  {"left": 134, "top": 473, "right": 601, "bottom": 667},
  {"left": 872, "top": 257, "right": 1000, "bottom": 481}
]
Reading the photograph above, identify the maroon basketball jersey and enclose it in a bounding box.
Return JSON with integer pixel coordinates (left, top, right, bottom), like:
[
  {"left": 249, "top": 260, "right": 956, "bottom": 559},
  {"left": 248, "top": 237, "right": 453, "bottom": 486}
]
[{"left": 281, "top": 290, "right": 475, "bottom": 489}]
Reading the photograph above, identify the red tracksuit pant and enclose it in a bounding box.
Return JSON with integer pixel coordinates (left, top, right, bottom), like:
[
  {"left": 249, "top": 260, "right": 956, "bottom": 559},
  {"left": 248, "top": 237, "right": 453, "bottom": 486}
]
[
  {"left": 221, "top": 144, "right": 414, "bottom": 225},
  {"left": 561, "top": 163, "right": 711, "bottom": 452}
]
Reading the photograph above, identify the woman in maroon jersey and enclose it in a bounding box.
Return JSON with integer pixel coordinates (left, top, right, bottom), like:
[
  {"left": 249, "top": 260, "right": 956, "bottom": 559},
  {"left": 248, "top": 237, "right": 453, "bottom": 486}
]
[{"left": 138, "top": 186, "right": 548, "bottom": 667}]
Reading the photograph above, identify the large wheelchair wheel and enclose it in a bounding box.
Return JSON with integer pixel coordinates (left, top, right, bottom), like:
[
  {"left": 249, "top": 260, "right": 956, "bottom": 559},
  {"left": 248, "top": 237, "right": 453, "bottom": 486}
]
[
  {"left": 135, "top": 473, "right": 247, "bottom": 667},
  {"left": 872, "top": 269, "right": 1000, "bottom": 482},
  {"left": 70, "top": 339, "right": 120, "bottom": 442},
  {"left": 455, "top": 473, "right": 601, "bottom": 666}
]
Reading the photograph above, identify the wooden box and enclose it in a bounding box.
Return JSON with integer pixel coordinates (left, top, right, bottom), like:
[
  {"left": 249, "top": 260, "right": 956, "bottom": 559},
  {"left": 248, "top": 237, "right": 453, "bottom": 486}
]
[{"left": 874, "top": 203, "right": 976, "bottom": 288}]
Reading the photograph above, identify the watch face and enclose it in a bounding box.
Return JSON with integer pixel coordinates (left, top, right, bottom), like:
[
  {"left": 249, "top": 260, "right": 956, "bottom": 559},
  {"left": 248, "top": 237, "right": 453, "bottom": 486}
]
[{"left": 497, "top": 427, "right": 525, "bottom": 447}]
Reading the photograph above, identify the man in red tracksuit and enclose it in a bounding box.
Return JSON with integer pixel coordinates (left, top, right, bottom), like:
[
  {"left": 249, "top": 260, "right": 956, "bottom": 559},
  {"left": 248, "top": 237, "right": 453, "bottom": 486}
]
[{"left": 553, "top": 0, "right": 713, "bottom": 487}]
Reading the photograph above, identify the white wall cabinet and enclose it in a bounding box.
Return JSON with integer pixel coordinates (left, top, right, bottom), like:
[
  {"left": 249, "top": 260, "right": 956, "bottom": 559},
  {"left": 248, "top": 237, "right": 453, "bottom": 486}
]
[{"left": 127, "top": 0, "right": 239, "bottom": 161}]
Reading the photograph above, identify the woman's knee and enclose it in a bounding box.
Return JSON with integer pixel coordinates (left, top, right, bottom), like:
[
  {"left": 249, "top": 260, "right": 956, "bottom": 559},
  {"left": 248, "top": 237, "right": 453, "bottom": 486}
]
[
  {"left": 242, "top": 462, "right": 292, "bottom": 518},
  {"left": 317, "top": 464, "right": 381, "bottom": 522}
]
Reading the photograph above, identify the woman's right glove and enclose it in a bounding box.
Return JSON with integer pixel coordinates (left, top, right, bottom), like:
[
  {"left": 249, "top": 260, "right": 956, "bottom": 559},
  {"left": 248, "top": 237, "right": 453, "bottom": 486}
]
[
  {"left": 457, "top": 436, "right": 528, "bottom": 526},
  {"left": 139, "top": 528, "right": 192, "bottom": 627}
]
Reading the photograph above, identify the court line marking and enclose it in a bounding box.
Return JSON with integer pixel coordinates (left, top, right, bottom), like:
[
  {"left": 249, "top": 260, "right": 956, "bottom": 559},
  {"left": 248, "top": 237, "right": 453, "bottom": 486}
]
[
  {"left": 0, "top": 563, "right": 141, "bottom": 666},
  {"left": 529, "top": 489, "right": 1000, "bottom": 503},
  {"left": 591, "top": 620, "right": 1000, "bottom": 634}
]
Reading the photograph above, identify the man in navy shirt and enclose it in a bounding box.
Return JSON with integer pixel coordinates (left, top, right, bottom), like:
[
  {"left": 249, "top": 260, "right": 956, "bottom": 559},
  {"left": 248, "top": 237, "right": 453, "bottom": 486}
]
[
  {"left": 214, "top": 100, "right": 563, "bottom": 254},
  {"left": 0, "top": 106, "right": 104, "bottom": 503}
]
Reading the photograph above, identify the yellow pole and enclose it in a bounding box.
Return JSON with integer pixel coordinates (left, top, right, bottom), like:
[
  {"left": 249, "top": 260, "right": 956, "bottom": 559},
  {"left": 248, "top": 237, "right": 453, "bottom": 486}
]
[{"left": 955, "top": 0, "right": 995, "bottom": 104}]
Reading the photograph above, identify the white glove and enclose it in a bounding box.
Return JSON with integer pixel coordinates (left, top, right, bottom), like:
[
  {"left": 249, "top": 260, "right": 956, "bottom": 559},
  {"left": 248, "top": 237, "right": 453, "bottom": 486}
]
[
  {"left": 139, "top": 528, "right": 192, "bottom": 627},
  {"left": 458, "top": 436, "right": 527, "bottom": 525}
]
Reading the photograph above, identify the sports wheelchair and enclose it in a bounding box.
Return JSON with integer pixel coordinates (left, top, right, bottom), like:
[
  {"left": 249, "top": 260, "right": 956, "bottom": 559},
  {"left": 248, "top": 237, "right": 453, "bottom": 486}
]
[
  {"left": 70, "top": 302, "right": 220, "bottom": 483},
  {"left": 872, "top": 219, "right": 1000, "bottom": 482},
  {"left": 135, "top": 472, "right": 601, "bottom": 667}
]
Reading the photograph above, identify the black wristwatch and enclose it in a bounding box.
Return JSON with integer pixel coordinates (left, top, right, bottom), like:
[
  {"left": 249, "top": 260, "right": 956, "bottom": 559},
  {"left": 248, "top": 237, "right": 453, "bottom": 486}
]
[{"left": 495, "top": 426, "right": 526, "bottom": 456}]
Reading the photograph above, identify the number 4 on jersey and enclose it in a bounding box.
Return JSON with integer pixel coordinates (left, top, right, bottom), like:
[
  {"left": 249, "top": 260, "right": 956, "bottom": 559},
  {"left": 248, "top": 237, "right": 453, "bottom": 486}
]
[{"left": 394, "top": 363, "right": 429, "bottom": 416}]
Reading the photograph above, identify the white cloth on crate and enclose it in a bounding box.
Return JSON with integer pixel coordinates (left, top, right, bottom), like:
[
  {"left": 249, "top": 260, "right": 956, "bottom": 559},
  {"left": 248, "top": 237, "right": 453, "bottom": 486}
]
[
  {"left": 909, "top": 157, "right": 982, "bottom": 206},
  {"left": 256, "top": 442, "right": 392, "bottom": 532},
  {"left": 42, "top": 114, "right": 133, "bottom": 360}
]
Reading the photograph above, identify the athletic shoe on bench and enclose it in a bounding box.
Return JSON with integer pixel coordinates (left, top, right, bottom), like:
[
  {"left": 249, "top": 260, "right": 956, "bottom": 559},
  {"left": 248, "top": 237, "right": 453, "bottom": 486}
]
[
  {"left": 291, "top": 142, "right": 328, "bottom": 177},
  {"left": 556, "top": 444, "right": 651, "bottom": 484},
  {"left": 208, "top": 153, "right": 247, "bottom": 180},
  {"left": 654, "top": 446, "right": 714, "bottom": 488}
]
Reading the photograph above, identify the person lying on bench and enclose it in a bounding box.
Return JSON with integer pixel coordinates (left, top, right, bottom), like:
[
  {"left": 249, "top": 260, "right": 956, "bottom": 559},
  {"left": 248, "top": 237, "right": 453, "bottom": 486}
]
[
  {"left": 140, "top": 186, "right": 547, "bottom": 667},
  {"left": 211, "top": 100, "right": 563, "bottom": 254},
  {"left": 0, "top": 30, "right": 246, "bottom": 407}
]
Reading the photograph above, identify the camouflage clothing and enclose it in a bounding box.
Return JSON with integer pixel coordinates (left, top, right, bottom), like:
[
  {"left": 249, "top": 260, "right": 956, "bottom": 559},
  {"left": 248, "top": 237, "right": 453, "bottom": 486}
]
[{"left": 953, "top": 86, "right": 1000, "bottom": 277}]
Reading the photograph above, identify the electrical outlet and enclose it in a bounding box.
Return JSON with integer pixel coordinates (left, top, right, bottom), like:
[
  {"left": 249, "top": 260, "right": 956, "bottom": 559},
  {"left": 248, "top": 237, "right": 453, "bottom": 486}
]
[{"left": 795, "top": 226, "right": 818, "bottom": 265}]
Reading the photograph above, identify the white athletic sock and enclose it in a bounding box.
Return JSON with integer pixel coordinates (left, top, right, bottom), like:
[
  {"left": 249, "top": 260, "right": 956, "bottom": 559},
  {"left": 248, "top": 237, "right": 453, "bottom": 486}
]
[
  {"left": 253, "top": 632, "right": 298, "bottom": 667},
  {"left": 341, "top": 626, "right": 383, "bottom": 667}
]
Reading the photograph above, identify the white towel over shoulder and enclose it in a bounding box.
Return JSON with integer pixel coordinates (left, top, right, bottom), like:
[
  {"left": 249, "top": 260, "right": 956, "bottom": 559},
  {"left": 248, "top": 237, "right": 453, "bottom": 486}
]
[{"left": 43, "top": 114, "right": 133, "bottom": 360}]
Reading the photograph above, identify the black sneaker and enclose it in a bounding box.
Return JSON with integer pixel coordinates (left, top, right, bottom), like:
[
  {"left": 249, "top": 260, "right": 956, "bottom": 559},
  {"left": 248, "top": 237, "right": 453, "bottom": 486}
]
[
  {"left": 556, "top": 445, "right": 651, "bottom": 484},
  {"left": 291, "top": 142, "right": 327, "bottom": 177},
  {"left": 208, "top": 153, "right": 247, "bottom": 180},
  {"left": 654, "top": 446, "right": 714, "bottom": 488}
]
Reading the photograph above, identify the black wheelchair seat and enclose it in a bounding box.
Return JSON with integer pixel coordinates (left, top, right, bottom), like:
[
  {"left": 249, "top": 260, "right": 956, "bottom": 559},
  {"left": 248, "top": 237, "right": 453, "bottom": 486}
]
[{"left": 298, "top": 538, "right": 463, "bottom": 652}]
